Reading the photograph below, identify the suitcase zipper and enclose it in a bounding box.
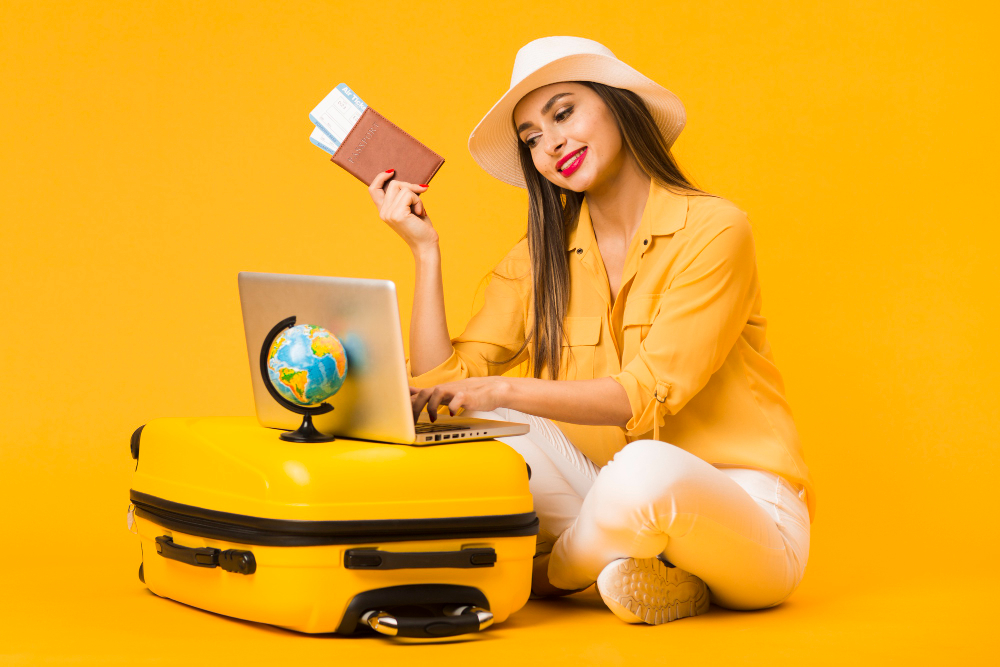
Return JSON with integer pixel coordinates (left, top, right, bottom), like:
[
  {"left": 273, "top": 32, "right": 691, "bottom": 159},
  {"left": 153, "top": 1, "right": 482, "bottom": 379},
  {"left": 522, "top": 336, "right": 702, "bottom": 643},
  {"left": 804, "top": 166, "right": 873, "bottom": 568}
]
[{"left": 130, "top": 490, "right": 539, "bottom": 547}]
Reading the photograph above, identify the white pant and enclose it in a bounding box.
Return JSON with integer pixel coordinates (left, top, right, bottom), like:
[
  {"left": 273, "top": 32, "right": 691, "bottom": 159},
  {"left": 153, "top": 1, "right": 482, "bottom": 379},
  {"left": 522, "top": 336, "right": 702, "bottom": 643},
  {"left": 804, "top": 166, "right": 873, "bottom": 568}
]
[{"left": 466, "top": 407, "right": 811, "bottom": 610}]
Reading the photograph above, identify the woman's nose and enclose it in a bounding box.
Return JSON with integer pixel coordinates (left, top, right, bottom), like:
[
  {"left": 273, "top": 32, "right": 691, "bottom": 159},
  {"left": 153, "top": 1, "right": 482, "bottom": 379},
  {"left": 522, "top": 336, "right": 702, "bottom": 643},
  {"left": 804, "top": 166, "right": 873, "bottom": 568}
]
[{"left": 543, "top": 134, "right": 565, "bottom": 156}]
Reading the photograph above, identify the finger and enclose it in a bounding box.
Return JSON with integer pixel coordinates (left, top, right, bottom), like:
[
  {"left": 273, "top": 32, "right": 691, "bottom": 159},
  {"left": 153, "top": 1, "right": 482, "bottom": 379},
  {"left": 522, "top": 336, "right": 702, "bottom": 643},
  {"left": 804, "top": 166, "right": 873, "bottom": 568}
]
[
  {"left": 447, "top": 392, "right": 465, "bottom": 416},
  {"left": 426, "top": 387, "right": 452, "bottom": 423},
  {"left": 409, "top": 386, "right": 421, "bottom": 395},
  {"left": 412, "top": 388, "right": 433, "bottom": 421},
  {"left": 389, "top": 180, "right": 429, "bottom": 194},
  {"left": 368, "top": 169, "right": 396, "bottom": 204},
  {"left": 388, "top": 189, "right": 422, "bottom": 223},
  {"left": 370, "top": 169, "right": 396, "bottom": 190},
  {"left": 380, "top": 186, "right": 405, "bottom": 222},
  {"left": 424, "top": 387, "right": 441, "bottom": 422},
  {"left": 383, "top": 184, "right": 418, "bottom": 215},
  {"left": 382, "top": 189, "right": 408, "bottom": 224},
  {"left": 423, "top": 388, "right": 438, "bottom": 422}
]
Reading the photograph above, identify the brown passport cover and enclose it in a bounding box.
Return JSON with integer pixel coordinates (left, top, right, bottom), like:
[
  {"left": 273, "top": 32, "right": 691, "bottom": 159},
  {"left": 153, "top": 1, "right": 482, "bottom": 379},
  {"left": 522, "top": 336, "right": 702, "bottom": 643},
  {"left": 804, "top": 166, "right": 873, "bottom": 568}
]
[{"left": 331, "top": 106, "right": 445, "bottom": 186}]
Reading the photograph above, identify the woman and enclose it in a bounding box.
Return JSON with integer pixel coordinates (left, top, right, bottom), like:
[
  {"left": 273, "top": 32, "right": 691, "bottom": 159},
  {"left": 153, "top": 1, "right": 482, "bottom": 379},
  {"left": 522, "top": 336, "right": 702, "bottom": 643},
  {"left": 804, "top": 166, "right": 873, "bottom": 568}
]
[{"left": 366, "top": 36, "right": 814, "bottom": 625}]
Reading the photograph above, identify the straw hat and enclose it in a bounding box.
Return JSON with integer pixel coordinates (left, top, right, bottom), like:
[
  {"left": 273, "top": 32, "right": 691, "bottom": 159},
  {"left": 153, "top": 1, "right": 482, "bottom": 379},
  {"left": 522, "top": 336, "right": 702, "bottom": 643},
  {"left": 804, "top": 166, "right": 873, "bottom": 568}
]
[{"left": 468, "top": 36, "right": 687, "bottom": 189}]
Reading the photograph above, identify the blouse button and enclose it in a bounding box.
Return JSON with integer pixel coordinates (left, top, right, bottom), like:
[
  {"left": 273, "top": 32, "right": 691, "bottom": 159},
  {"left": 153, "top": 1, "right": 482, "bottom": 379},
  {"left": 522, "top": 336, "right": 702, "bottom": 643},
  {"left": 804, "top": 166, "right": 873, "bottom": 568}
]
[
  {"left": 576, "top": 248, "right": 583, "bottom": 254},
  {"left": 643, "top": 239, "right": 649, "bottom": 246}
]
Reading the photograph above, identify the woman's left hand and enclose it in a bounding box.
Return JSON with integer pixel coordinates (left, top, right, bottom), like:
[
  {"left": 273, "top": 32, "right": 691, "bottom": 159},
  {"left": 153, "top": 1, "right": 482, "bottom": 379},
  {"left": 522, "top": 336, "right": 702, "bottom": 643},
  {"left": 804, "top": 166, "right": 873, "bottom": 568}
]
[{"left": 409, "top": 377, "right": 510, "bottom": 422}]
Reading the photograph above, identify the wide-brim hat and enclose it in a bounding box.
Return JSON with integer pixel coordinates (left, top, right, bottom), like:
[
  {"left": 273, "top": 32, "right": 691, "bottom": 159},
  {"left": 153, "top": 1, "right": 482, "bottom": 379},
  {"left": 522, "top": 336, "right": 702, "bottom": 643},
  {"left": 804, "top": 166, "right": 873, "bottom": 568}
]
[{"left": 468, "top": 36, "right": 686, "bottom": 189}]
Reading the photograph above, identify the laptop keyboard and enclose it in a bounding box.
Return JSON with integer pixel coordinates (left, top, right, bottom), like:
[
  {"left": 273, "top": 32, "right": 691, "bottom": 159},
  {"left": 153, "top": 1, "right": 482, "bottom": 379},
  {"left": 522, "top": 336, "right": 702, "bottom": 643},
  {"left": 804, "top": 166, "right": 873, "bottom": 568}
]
[{"left": 414, "top": 422, "right": 471, "bottom": 433}]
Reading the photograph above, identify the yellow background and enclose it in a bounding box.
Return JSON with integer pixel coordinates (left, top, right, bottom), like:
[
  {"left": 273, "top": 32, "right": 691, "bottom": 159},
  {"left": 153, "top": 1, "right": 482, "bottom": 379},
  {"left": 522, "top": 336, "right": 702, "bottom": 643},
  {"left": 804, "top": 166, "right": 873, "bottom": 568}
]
[{"left": 1, "top": 0, "right": 997, "bottom": 663}]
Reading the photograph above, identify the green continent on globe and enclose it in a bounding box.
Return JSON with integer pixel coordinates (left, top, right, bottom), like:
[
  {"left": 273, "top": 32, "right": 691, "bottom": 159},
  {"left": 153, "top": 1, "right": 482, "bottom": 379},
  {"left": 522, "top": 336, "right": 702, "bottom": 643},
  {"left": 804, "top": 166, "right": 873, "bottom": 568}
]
[{"left": 277, "top": 367, "right": 309, "bottom": 404}]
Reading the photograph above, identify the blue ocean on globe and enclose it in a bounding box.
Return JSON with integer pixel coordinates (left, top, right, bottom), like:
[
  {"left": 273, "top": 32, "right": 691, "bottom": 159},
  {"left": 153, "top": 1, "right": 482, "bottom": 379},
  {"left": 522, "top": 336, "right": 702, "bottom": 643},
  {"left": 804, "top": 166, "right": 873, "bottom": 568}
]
[{"left": 266, "top": 324, "right": 348, "bottom": 406}]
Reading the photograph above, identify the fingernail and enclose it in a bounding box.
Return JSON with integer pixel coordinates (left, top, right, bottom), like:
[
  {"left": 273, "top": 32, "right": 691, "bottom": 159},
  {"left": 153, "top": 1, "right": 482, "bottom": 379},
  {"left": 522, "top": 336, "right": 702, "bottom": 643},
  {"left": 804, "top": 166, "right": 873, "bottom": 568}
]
[
  {"left": 419, "top": 183, "right": 429, "bottom": 187},
  {"left": 386, "top": 169, "right": 395, "bottom": 173}
]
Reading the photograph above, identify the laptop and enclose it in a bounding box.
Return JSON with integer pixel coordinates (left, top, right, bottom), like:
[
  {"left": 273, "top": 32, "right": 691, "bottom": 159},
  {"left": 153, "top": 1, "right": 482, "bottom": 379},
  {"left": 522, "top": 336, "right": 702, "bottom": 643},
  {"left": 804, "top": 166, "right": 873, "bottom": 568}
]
[{"left": 237, "top": 271, "right": 530, "bottom": 444}]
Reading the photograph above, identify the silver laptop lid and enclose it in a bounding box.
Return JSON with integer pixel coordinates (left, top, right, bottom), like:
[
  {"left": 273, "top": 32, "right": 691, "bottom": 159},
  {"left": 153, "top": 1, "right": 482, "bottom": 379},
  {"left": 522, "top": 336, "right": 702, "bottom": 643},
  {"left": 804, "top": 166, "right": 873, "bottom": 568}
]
[{"left": 238, "top": 271, "right": 416, "bottom": 443}]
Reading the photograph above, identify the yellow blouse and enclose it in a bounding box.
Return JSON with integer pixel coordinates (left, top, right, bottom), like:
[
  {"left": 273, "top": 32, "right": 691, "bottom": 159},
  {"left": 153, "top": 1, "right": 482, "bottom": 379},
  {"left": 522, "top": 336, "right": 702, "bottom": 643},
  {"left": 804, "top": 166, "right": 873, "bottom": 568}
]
[{"left": 408, "top": 179, "right": 815, "bottom": 520}]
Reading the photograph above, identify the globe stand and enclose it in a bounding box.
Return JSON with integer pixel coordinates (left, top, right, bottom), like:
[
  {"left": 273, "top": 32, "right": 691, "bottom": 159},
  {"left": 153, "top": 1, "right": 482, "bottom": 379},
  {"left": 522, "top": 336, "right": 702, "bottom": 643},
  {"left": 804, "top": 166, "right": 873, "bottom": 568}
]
[
  {"left": 278, "top": 412, "right": 333, "bottom": 443},
  {"left": 260, "top": 316, "right": 336, "bottom": 443}
]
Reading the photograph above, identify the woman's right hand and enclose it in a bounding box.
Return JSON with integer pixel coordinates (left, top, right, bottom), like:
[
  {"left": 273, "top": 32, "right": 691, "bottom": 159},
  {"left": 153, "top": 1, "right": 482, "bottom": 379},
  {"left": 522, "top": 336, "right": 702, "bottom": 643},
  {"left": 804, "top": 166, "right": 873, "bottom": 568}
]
[{"left": 368, "top": 170, "right": 438, "bottom": 253}]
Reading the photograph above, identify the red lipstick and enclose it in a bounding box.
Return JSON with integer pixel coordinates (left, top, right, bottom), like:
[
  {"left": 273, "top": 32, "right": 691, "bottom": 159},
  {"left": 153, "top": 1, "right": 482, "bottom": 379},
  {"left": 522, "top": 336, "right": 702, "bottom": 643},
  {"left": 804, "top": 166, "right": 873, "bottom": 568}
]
[{"left": 558, "top": 147, "right": 587, "bottom": 177}]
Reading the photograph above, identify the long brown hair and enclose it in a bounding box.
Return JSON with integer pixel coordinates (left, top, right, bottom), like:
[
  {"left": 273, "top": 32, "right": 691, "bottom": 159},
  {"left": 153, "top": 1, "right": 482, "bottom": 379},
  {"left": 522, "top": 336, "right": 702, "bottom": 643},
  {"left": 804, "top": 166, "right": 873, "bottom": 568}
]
[{"left": 489, "top": 81, "right": 709, "bottom": 379}]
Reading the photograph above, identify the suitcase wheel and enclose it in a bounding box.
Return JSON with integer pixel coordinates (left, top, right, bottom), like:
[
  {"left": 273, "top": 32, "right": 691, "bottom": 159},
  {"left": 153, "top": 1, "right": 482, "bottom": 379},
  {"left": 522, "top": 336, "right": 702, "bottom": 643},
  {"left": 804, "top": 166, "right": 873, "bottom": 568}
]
[
  {"left": 361, "top": 605, "right": 493, "bottom": 638},
  {"left": 337, "top": 584, "right": 491, "bottom": 638}
]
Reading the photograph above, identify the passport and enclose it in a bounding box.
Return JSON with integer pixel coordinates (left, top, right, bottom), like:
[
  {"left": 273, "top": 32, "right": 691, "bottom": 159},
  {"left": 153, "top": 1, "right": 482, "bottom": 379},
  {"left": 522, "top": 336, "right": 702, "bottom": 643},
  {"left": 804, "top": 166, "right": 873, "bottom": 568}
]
[{"left": 309, "top": 83, "right": 445, "bottom": 186}]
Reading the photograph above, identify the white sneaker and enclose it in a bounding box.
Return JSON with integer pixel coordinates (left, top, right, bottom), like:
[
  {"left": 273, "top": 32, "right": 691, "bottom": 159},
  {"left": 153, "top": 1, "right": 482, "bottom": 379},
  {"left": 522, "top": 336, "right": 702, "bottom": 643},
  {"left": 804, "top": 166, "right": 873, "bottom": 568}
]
[{"left": 596, "top": 557, "right": 711, "bottom": 624}]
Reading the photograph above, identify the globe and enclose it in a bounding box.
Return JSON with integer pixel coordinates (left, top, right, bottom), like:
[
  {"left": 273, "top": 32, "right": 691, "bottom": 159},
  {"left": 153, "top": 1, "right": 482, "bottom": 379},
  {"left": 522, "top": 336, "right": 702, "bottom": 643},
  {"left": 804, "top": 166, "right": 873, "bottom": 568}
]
[{"left": 266, "top": 324, "right": 348, "bottom": 406}]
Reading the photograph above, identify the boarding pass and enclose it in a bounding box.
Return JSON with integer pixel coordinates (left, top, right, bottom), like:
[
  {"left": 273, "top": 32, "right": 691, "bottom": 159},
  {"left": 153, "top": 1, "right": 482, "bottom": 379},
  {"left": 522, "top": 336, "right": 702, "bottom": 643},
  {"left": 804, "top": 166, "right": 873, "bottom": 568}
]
[{"left": 309, "top": 83, "right": 368, "bottom": 153}]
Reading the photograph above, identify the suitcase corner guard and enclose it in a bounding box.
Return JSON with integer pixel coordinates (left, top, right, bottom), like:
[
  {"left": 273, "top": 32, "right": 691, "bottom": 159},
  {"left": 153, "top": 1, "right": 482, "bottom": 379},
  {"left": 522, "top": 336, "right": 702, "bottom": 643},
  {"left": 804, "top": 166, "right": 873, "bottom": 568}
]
[{"left": 130, "top": 424, "right": 144, "bottom": 460}]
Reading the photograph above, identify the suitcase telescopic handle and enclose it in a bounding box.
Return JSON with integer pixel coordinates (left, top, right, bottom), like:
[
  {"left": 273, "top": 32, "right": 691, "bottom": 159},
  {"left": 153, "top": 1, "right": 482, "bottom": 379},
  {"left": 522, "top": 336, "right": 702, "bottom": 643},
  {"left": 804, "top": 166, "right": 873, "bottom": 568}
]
[
  {"left": 155, "top": 536, "right": 256, "bottom": 575},
  {"left": 360, "top": 605, "right": 494, "bottom": 638}
]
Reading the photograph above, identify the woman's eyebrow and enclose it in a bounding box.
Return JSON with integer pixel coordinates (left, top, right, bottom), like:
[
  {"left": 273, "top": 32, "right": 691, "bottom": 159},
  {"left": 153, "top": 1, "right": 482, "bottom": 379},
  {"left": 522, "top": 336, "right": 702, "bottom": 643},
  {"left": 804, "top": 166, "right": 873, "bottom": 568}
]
[{"left": 516, "top": 93, "right": 574, "bottom": 135}]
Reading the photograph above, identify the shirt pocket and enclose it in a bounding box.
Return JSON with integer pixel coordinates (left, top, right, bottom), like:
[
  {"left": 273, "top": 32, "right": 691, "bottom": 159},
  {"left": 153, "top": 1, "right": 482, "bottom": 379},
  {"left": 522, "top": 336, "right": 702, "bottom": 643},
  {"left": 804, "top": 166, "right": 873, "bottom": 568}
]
[
  {"left": 560, "top": 316, "right": 601, "bottom": 380},
  {"left": 621, "top": 294, "right": 662, "bottom": 362}
]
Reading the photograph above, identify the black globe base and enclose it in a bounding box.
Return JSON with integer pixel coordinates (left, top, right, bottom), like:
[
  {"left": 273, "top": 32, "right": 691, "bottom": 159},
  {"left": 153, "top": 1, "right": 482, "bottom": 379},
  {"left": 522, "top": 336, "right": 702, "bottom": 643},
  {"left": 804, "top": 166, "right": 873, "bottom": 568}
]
[{"left": 279, "top": 413, "right": 335, "bottom": 443}]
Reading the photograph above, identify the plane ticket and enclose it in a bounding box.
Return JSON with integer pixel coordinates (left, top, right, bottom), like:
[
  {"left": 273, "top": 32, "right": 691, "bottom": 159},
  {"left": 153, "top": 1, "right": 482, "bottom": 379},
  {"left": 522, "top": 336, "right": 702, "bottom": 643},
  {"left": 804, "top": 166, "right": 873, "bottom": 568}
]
[{"left": 309, "top": 83, "right": 368, "bottom": 154}]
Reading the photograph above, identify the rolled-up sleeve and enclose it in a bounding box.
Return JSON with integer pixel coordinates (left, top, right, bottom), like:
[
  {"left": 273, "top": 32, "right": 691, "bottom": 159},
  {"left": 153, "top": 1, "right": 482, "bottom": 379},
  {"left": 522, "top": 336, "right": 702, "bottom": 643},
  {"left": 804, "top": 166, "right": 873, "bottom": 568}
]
[
  {"left": 611, "top": 214, "right": 758, "bottom": 437},
  {"left": 407, "top": 268, "right": 528, "bottom": 387}
]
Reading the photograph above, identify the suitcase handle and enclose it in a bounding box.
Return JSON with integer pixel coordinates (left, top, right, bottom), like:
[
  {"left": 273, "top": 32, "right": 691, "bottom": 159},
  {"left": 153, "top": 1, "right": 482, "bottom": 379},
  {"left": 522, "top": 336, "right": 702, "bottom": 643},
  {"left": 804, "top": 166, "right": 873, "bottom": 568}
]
[
  {"left": 361, "top": 605, "right": 493, "bottom": 638},
  {"left": 344, "top": 547, "right": 496, "bottom": 570},
  {"left": 155, "top": 536, "right": 257, "bottom": 575}
]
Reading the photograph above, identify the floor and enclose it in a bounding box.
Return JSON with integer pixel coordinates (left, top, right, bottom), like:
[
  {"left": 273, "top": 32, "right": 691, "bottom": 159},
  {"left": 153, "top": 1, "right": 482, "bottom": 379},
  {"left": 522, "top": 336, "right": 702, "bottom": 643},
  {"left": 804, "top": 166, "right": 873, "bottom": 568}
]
[{"left": 2, "top": 550, "right": 994, "bottom": 665}]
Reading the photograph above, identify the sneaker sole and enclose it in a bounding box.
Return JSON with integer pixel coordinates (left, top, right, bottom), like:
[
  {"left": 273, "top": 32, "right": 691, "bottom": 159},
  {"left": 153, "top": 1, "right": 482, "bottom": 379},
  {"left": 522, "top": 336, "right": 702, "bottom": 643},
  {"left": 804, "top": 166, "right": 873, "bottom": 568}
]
[{"left": 596, "top": 557, "right": 711, "bottom": 625}]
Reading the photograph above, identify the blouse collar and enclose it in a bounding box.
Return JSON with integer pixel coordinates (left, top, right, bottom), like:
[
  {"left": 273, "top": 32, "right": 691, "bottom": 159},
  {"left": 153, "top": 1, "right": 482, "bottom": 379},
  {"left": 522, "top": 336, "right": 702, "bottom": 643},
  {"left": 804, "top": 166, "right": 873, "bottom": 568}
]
[{"left": 566, "top": 179, "right": 690, "bottom": 253}]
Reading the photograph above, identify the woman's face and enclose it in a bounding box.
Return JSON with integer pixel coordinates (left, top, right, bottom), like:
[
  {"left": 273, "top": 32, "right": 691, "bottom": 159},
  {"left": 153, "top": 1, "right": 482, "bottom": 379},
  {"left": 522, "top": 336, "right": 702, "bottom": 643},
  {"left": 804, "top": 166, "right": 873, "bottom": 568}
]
[{"left": 512, "top": 82, "right": 625, "bottom": 193}]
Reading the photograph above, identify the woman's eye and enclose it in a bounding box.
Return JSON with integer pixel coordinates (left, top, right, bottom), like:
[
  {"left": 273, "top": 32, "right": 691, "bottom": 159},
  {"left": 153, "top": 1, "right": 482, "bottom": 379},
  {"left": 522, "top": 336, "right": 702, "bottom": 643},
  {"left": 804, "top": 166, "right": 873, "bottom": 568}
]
[
  {"left": 524, "top": 106, "right": 572, "bottom": 149},
  {"left": 555, "top": 105, "right": 573, "bottom": 121}
]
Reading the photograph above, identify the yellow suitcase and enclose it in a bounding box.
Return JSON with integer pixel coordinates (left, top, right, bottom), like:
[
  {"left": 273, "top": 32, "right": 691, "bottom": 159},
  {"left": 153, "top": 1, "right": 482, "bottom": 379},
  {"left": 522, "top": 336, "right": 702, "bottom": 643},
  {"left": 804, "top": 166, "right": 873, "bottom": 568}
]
[{"left": 128, "top": 416, "right": 537, "bottom": 638}]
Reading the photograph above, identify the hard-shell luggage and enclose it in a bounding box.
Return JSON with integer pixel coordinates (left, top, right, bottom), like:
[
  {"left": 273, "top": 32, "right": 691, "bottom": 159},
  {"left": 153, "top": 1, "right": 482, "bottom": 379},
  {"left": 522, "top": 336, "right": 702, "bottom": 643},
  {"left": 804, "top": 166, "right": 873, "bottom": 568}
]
[{"left": 128, "top": 416, "right": 537, "bottom": 638}]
